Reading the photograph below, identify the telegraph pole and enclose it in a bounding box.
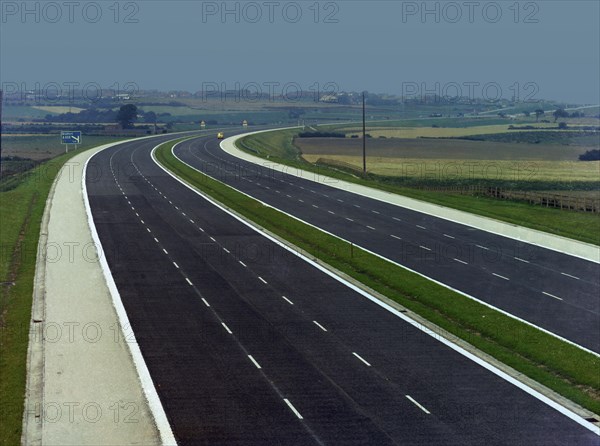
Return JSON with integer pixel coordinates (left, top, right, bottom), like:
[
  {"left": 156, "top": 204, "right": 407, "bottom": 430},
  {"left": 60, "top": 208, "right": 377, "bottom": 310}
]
[{"left": 362, "top": 91, "right": 366, "bottom": 175}]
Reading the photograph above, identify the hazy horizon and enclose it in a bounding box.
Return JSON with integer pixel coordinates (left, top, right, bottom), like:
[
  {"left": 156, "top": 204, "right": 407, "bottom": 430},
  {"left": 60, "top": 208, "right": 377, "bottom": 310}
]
[{"left": 2, "top": 1, "right": 599, "bottom": 104}]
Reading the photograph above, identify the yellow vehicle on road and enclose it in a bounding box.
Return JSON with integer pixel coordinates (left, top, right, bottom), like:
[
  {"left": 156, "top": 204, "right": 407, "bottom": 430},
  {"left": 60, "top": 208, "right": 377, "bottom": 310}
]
[{"left": 217, "top": 132, "right": 224, "bottom": 139}]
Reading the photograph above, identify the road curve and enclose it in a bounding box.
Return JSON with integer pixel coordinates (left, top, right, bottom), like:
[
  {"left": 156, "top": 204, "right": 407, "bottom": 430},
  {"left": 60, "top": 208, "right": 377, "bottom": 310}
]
[
  {"left": 85, "top": 132, "right": 598, "bottom": 445},
  {"left": 172, "top": 135, "right": 600, "bottom": 354}
]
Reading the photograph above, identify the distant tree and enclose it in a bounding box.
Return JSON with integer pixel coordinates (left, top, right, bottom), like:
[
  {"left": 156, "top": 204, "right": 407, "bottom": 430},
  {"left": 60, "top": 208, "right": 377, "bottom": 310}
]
[
  {"left": 144, "top": 111, "right": 157, "bottom": 123},
  {"left": 558, "top": 122, "right": 568, "bottom": 129},
  {"left": 553, "top": 108, "right": 569, "bottom": 122},
  {"left": 534, "top": 109, "right": 544, "bottom": 122},
  {"left": 523, "top": 111, "right": 530, "bottom": 117},
  {"left": 579, "top": 149, "right": 600, "bottom": 161},
  {"left": 116, "top": 104, "right": 138, "bottom": 128}
]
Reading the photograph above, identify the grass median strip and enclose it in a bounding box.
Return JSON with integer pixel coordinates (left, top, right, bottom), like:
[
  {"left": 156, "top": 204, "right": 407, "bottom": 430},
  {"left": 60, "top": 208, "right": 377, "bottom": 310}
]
[{"left": 157, "top": 138, "right": 600, "bottom": 415}]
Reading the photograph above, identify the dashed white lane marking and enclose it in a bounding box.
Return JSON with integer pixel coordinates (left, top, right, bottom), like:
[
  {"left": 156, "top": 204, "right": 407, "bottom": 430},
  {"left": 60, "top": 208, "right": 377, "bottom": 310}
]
[
  {"left": 248, "top": 355, "right": 262, "bottom": 369},
  {"left": 443, "top": 234, "right": 455, "bottom": 239},
  {"left": 543, "top": 291, "right": 563, "bottom": 301},
  {"left": 561, "top": 272, "right": 580, "bottom": 280},
  {"left": 163, "top": 249, "right": 168, "bottom": 255},
  {"left": 352, "top": 352, "right": 371, "bottom": 366},
  {"left": 328, "top": 210, "right": 335, "bottom": 215},
  {"left": 337, "top": 199, "right": 344, "bottom": 203},
  {"left": 476, "top": 244, "right": 489, "bottom": 250},
  {"left": 366, "top": 226, "right": 376, "bottom": 230},
  {"left": 372, "top": 210, "right": 380, "bottom": 214},
  {"left": 454, "top": 258, "right": 468, "bottom": 265},
  {"left": 182, "top": 212, "right": 187, "bottom": 217},
  {"left": 390, "top": 234, "right": 402, "bottom": 240},
  {"left": 346, "top": 218, "right": 354, "bottom": 222},
  {"left": 198, "top": 227, "right": 205, "bottom": 232},
  {"left": 201, "top": 298, "right": 210, "bottom": 307},
  {"left": 282, "top": 296, "right": 294, "bottom": 305},
  {"left": 298, "top": 199, "right": 304, "bottom": 203},
  {"left": 312, "top": 205, "right": 319, "bottom": 208},
  {"left": 313, "top": 321, "right": 327, "bottom": 332},
  {"left": 275, "top": 190, "right": 281, "bottom": 194},
  {"left": 258, "top": 276, "right": 268, "bottom": 284},
  {"left": 190, "top": 219, "right": 195, "bottom": 224},
  {"left": 146, "top": 228, "right": 151, "bottom": 233},
  {"left": 153, "top": 237, "right": 159, "bottom": 243},
  {"left": 135, "top": 213, "right": 139, "bottom": 217},
  {"left": 223, "top": 248, "right": 230, "bottom": 254},
  {"left": 239, "top": 261, "right": 247, "bottom": 267},
  {"left": 175, "top": 206, "right": 179, "bottom": 210},
  {"left": 514, "top": 257, "right": 530, "bottom": 263},
  {"left": 173, "top": 262, "right": 179, "bottom": 269},
  {"left": 419, "top": 246, "right": 431, "bottom": 251},
  {"left": 140, "top": 220, "right": 145, "bottom": 224},
  {"left": 353, "top": 204, "right": 361, "bottom": 208},
  {"left": 185, "top": 278, "right": 193, "bottom": 286},
  {"left": 492, "top": 273, "right": 509, "bottom": 281},
  {"left": 286, "top": 194, "right": 292, "bottom": 198},
  {"left": 416, "top": 225, "right": 427, "bottom": 230},
  {"left": 284, "top": 399, "right": 303, "bottom": 420},
  {"left": 405, "top": 395, "right": 431, "bottom": 414},
  {"left": 392, "top": 217, "right": 401, "bottom": 222},
  {"left": 221, "top": 322, "right": 232, "bottom": 334}
]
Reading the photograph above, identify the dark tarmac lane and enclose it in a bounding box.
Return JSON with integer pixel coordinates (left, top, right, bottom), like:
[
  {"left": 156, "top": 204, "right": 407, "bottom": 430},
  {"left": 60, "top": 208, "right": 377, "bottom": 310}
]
[
  {"left": 173, "top": 135, "right": 600, "bottom": 354},
  {"left": 85, "top": 133, "right": 599, "bottom": 445}
]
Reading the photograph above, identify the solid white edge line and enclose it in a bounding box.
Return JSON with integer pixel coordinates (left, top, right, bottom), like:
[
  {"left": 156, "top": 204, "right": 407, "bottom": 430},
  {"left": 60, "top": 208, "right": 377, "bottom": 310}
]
[
  {"left": 83, "top": 145, "right": 178, "bottom": 446},
  {"left": 283, "top": 399, "right": 303, "bottom": 420},
  {"left": 405, "top": 395, "right": 431, "bottom": 414},
  {"left": 155, "top": 140, "right": 600, "bottom": 435}
]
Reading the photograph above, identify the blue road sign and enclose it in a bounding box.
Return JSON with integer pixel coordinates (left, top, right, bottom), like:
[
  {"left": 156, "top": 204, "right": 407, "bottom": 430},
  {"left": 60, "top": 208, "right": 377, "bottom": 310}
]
[{"left": 61, "top": 131, "right": 82, "bottom": 144}]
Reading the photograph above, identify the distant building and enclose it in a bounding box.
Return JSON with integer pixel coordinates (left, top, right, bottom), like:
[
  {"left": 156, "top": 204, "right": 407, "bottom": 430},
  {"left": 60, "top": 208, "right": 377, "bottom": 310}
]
[
  {"left": 242, "top": 120, "right": 248, "bottom": 128},
  {"left": 200, "top": 120, "right": 206, "bottom": 128}
]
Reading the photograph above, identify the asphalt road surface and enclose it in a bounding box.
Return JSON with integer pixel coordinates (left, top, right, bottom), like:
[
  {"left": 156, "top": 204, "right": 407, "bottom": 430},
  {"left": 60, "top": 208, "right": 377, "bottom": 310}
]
[
  {"left": 172, "top": 135, "right": 600, "bottom": 354},
  {"left": 85, "top": 133, "right": 598, "bottom": 445}
]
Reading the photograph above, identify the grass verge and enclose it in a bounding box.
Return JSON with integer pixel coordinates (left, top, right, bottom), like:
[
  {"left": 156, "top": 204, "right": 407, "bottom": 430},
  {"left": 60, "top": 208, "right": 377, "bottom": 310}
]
[
  {"left": 239, "top": 130, "right": 600, "bottom": 245},
  {"left": 156, "top": 137, "right": 600, "bottom": 415},
  {"left": 0, "top": 143, "right": 121, "bottom": 445}
]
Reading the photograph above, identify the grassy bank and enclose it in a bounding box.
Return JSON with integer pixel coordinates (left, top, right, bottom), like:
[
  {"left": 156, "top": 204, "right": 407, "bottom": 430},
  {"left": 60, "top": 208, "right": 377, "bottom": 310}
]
[
  {"left": 0, "top": 141, "right": 122, "bottom": 445},
  {"left": 239, "top": 129, "right": 600, "bottom": 245},
  {"left": 156, "top": 137, "right": 599, "bottom": 415}
]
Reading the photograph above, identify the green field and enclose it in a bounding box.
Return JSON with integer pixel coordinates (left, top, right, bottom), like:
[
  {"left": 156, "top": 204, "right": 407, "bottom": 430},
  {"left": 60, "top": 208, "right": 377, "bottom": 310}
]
[
  {"left": 1, "top": 135, "right": 125, "bottom": 161},
  {"left": 156, "top": 137, "right": 600, "bottom": 416}
]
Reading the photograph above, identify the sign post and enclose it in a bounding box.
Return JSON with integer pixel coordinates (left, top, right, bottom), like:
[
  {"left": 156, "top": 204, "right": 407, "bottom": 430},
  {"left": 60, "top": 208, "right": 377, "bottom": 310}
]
[{"left": 61, "top": 131, "right": 82, "bottom": 153}]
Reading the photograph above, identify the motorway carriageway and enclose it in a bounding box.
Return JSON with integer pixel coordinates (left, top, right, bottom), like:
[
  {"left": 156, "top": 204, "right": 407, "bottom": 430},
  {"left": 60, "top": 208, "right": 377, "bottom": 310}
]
[
  {"left": 85, "top": 133, "right": 598, "bottom": 445},
  {"left": 173, "top": 135, "right": 600, "bottom": 354}
]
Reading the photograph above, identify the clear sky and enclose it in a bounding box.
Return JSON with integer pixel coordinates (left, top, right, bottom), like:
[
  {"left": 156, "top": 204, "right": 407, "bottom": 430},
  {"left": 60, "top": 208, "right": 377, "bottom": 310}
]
[{"left": 1, "top": 0, "right": 599, "bottom": 103}]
